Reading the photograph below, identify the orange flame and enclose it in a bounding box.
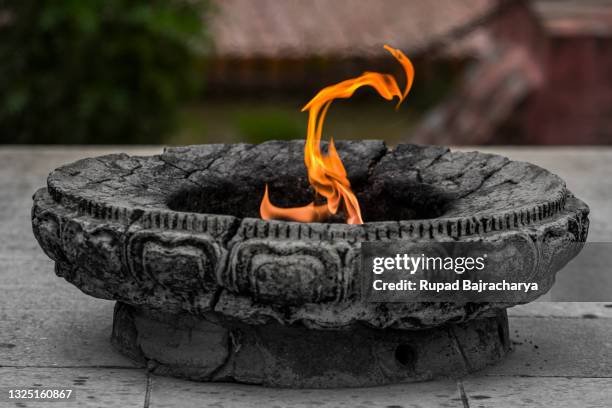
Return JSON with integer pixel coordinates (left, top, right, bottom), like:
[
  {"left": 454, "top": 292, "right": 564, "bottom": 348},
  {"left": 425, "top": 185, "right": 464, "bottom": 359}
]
[{"left": 260, "top": 45, "right": 414, "bottom": 224}]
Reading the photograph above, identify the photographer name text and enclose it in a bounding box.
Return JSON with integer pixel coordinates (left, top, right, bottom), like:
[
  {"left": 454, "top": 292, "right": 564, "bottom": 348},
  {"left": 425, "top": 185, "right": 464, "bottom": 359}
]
[{"left": 371, "top": 254, "right": 539, "bottom": 293}]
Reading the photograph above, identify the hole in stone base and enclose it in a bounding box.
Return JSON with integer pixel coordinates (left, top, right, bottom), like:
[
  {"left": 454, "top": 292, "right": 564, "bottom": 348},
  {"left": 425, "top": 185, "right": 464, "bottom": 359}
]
[
  {"left": 394, "top": 344, "right": 417, "bottom": 369},
  {"left": 497, "top": 323, "right": 508, "bottom": 350}
]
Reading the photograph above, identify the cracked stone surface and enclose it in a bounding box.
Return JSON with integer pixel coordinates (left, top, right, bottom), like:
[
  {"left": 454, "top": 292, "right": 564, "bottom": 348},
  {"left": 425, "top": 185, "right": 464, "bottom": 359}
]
[
  {"left": 33, "top": 141, "right": 589, "bottom": 329},
  {"left": 44, "top": 140, "right": 568, "bottom": 222},
  {"left": 30, "top": 141, "right": 589, "bottom": 386}
]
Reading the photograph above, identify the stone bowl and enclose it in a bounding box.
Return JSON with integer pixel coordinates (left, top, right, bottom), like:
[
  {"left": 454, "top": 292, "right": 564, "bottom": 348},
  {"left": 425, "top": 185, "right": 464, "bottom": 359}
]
[{"left": 31, "top": 141, "right": 589, "bottom": 387}]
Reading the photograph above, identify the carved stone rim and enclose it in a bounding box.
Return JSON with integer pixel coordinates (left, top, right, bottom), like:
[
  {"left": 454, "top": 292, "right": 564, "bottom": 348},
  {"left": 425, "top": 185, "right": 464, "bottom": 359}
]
[
  {"left": 46, "top": 189, "right": 569, "bottom": 241},
  {"left": 45, "top": 146, "right": 571, "bottom": 240}
]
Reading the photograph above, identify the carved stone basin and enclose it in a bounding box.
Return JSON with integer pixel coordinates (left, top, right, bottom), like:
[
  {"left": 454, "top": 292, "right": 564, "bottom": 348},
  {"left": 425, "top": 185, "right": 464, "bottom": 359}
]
[{"left": 31, "top": 141, "right": 589, "bottom": 387}]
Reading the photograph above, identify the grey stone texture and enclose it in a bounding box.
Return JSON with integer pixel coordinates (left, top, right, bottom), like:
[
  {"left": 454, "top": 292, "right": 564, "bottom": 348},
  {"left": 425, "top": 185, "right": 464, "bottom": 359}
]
[
  {"left": 0, "top": 367, "right": 147, "bottom": 408},
  {"left": 31, "top": 141, "right": 589, "bottom": 328},
  {"left": 0, "top": 145, "right": 603, "bottom": 405},
  {"left": 112, "top": 303, "right": 510, "bottom": 388},
  {"left": 30, "top": 141, "right": 589, "bottom": 386}
]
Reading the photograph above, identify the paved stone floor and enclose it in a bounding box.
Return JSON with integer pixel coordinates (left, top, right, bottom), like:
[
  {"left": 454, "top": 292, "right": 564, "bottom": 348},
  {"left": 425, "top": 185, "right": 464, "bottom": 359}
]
[{"left": 1, "top": 146, "right": 611, "bottom": 407}]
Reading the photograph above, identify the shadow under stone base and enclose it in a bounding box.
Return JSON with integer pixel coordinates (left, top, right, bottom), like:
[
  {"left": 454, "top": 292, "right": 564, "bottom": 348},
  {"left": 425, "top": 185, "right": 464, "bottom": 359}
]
[{"left": 111, "top": 302, "right": 510, "bottom": 388}]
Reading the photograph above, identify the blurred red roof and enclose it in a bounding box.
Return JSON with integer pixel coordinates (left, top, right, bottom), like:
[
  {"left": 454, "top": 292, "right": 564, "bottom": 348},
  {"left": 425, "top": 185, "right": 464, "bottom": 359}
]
[
  {"left": 209, "top": 0, "right": 495, "bottom": 58},
  {"left": 533, "top": 0, "right": 612, "bottom": 36}
]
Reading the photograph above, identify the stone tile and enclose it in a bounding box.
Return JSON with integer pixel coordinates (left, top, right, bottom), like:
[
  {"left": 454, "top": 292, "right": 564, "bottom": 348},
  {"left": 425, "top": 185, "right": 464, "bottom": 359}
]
[
  {"left": 509, "top": 302, "right": 612, "bottom": 319},
  {"left": 0, "top": 367, "right": 146, "bottom": 408},
  {"left": 0, "top": 298, "right": 138, "bottom": 368},
  {"left": 0, "top": 256, "right": 58, "bottom": 285},
  {"left": 1, "top": 253, "right": 137, "bottom": 368},
  {"left": 462, "top": 376, "right": 612, "bottom": 408},
  {"left": 2, "top": 147, "right": 612, "bottom": 406},
  {"left": 548, "top": 244, "right": 612, "bottom": 302},
  {"left": 483, "top": 316, "right": 612, "bottom": 377},
  {"left": 0, "top": 199, "right": 47, "bottom": 259},
  {"left": 148, "top": 377, "right": 464, "bottom": 408},
  {"left": 2, "top": 279, "right": 110, "bottom": 312},
  {"left": 0, "top": 146, "right": 160, "bottom": 177},
  {"left": 0, "top": 147, "right": 160, "bottom": 259}
]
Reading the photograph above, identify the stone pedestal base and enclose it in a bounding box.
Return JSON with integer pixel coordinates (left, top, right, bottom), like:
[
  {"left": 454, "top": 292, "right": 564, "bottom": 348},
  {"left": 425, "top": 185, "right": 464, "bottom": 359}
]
[{"left": 111, "top": 302, "right": 510, "bottom": 388}]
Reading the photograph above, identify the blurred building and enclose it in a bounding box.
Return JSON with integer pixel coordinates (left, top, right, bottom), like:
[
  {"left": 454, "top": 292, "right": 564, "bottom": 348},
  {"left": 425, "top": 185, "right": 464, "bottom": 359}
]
[
  {"left": 204, "top": 0, "right": 612, "bottom": 145},
  {"left": 413, "top": 0, "right": 612, "bottom": 145},
  {"left": 204, "top": 0, "right": 495, "bottom": 96},
  {"left": 519, "top": 0, "right": 612, "bottom": 144}
]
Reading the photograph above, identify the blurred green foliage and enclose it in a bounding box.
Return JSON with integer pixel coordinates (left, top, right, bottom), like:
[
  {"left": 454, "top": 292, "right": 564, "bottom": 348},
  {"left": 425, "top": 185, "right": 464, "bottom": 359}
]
[
  {"left": 0, "top": 0, "right": 209, "bottom": 144},
  {"left": 166, "top": 99, "right": 421, "bottom": 147},
  {"left": 235, "top": 110, "right": 305, "bottom": 144}
]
